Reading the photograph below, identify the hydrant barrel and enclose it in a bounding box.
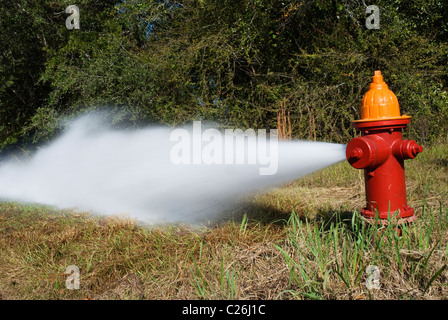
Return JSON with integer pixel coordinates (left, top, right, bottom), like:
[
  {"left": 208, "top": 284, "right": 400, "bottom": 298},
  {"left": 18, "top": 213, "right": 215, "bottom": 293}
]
[{"left": 347, "top": 71, "right": 423, "bottom": 224}]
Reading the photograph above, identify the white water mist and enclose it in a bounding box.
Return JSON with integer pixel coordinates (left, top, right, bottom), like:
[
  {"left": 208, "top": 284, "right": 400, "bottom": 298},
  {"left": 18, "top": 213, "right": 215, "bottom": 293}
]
[{"left": 0, "top": 114, "right": 347, "bottom": 224}]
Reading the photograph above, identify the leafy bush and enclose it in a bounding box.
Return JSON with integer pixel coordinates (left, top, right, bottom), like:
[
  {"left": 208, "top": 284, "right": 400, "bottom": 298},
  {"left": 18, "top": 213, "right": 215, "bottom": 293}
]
[{"left": 1, "top": 0, "right": 447, "bottom": 151}]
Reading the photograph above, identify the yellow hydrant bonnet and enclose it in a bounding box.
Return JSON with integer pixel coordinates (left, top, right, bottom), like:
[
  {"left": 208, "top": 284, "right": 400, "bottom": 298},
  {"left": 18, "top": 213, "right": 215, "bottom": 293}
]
[{"left": 354, "top": 70, "right": 411, "bottom": 122}]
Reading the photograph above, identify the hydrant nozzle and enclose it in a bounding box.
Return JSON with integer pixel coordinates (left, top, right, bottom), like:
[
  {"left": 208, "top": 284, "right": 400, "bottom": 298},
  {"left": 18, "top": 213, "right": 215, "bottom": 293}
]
[{"left": 347, "top": 71, "right": 423, "bottom": 225}]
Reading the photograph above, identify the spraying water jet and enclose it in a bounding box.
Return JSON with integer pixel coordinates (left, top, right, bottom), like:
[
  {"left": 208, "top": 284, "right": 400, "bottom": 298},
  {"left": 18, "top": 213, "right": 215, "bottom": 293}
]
[{"left": 0, "top": 115, "right": 347, "bottom": 225}]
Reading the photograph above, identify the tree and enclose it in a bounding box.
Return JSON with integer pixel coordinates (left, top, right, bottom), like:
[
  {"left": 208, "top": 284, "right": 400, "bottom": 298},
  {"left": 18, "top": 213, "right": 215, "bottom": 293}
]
[{"left": 0, "top": 0, "right": 447, "bottom": 151}]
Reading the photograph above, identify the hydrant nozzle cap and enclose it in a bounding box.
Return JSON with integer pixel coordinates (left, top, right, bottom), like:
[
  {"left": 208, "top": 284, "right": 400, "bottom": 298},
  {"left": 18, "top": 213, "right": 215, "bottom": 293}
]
[
  {"left": 372, "top": 70, "right": 383, "bottom": 84},
  {"left": 354, "top": 70, "right": 411, "bottom": 123}
]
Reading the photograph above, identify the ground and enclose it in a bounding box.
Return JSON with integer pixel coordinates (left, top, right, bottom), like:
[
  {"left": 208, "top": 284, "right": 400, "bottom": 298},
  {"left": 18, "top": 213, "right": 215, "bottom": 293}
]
[{"left": 0, "top": 143, "right": 447, "bottom": 300}]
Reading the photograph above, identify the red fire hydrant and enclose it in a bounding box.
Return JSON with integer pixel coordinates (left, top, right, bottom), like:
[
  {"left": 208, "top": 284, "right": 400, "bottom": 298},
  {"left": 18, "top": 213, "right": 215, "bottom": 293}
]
[{"left": 346, "top": 71, "right": 423, "bottom": 224}]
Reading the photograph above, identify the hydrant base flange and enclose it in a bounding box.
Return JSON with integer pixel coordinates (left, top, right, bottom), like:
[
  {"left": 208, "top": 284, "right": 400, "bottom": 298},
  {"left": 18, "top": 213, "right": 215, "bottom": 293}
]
[{"left": 360, "top": 206, "right": 416, "bottom": 225}]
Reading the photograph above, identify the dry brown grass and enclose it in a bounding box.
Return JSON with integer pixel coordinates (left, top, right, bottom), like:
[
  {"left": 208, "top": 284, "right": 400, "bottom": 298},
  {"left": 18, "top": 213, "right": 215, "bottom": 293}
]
[{"left": 0, "top": 204, "right": 291, "bottom": 300}]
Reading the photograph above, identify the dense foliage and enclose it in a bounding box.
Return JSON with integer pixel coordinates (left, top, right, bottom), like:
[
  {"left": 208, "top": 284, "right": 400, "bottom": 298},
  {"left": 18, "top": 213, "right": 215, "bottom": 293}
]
[{"left": 1, "top": 0, "right": 447, "bottom": 151}]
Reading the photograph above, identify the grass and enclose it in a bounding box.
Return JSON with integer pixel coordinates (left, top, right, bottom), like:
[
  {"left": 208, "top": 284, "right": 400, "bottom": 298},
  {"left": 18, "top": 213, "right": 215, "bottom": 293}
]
[{"left": 0, "top": 143, "right": 447, "bottom": 300}]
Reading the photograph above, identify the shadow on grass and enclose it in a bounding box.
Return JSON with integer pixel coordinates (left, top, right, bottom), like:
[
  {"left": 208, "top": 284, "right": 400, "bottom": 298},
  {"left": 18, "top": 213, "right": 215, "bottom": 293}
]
[
  {"left": 220, "top": 199, "right": 357, "bottom": 230},
  {"left": 218, "top": 201, "right": 300, "bottom": 227},
  {"left": 434, "top": 158, "right": 448, "bottom": 167},
  {"left": 315, "top": 209, "right": 355, "bottom": 230}
]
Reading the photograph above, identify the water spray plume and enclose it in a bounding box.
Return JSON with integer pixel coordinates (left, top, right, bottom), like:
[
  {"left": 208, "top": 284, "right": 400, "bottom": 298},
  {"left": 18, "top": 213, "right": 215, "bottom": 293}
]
[{"left": 0, "top": 114, "right": 346, "bottom": 224}]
